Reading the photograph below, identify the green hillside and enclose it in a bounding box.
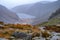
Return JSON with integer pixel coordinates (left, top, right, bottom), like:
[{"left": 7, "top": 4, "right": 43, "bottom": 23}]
[{"left": 36, "top": 8, "right": 60, "bottom": 26}]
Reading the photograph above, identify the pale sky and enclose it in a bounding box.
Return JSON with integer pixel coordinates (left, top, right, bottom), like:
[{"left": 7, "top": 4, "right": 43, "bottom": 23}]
[{"left": 0, "top": 0, "right": 57, "bottom": 9}]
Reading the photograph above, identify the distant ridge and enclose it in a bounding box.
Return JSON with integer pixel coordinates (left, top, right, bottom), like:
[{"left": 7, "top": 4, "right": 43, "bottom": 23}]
[
  {"left": 12, "top": 1, "right": 60, "bottom": 25},
  {"left": 0, "top": 5, "right": 20, "bottom": 24}
]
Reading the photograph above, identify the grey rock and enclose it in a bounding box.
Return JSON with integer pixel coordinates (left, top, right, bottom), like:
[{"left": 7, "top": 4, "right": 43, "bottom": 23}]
[{"left": 12, "top": 32, "right": 32, "bottom": 40}]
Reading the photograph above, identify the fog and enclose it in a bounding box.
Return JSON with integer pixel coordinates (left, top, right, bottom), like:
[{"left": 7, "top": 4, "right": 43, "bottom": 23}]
[{"left": 0, "top": 0, "right": 57, "bottom": 9}]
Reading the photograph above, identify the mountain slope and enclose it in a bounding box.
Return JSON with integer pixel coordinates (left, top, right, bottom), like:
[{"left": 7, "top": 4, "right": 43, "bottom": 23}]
[
  {"left": 12, "top": 1, "right": 60, "bottom": 25},
  {"left": 37, "top": 8, "right": 60, "bottom": 26},
  {"left": 27, "top": 1, "right": 60, "bottom": 17},
  {"left": 12, "top": 1, "right": 60, "bottom": 17},
  {"left": 49, "top": 9, "right": 60, "bottom": 19},
  {"left": 0, "top": 5, "right": 20, "bottom": 23},
  {"left": 12, "top": 4, "right": 34, "bottom": 13},
  {"left": 47, "top": 8, "right": 60, "bottom": 25}
]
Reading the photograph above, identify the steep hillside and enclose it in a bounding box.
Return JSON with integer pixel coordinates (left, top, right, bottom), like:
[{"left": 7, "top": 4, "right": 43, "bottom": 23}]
[
  {"left": 12, "top": 4, "right": 34, "bottom": 13},
  {"left": 27, "top": 1, "right": 60, "bottom": 16},
  {"left": 12, "top": 1, "right": 60, "bottom": 25},
  {"left": 47, "top": 8, "right": 60, "bottom": 25},
  {"left": 0, "top": 5, "right": 20, "bottom": 23},
  {"left": 37, "top": 8, "right": 60, "bottom": 26},
  {"left": 27, "top": 1, "right": 60, "bottom": 25},
  {"left": 49, "top": 9, "right": 60, "bottom": 19},
  {"left": 12, "top": 1, "right": 60, "bottom": 17}
]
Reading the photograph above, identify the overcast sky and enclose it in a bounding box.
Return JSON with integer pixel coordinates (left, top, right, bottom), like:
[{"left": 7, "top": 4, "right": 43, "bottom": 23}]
[{"left": 0, "top": 0, "right": 57, "bottom": 9}]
